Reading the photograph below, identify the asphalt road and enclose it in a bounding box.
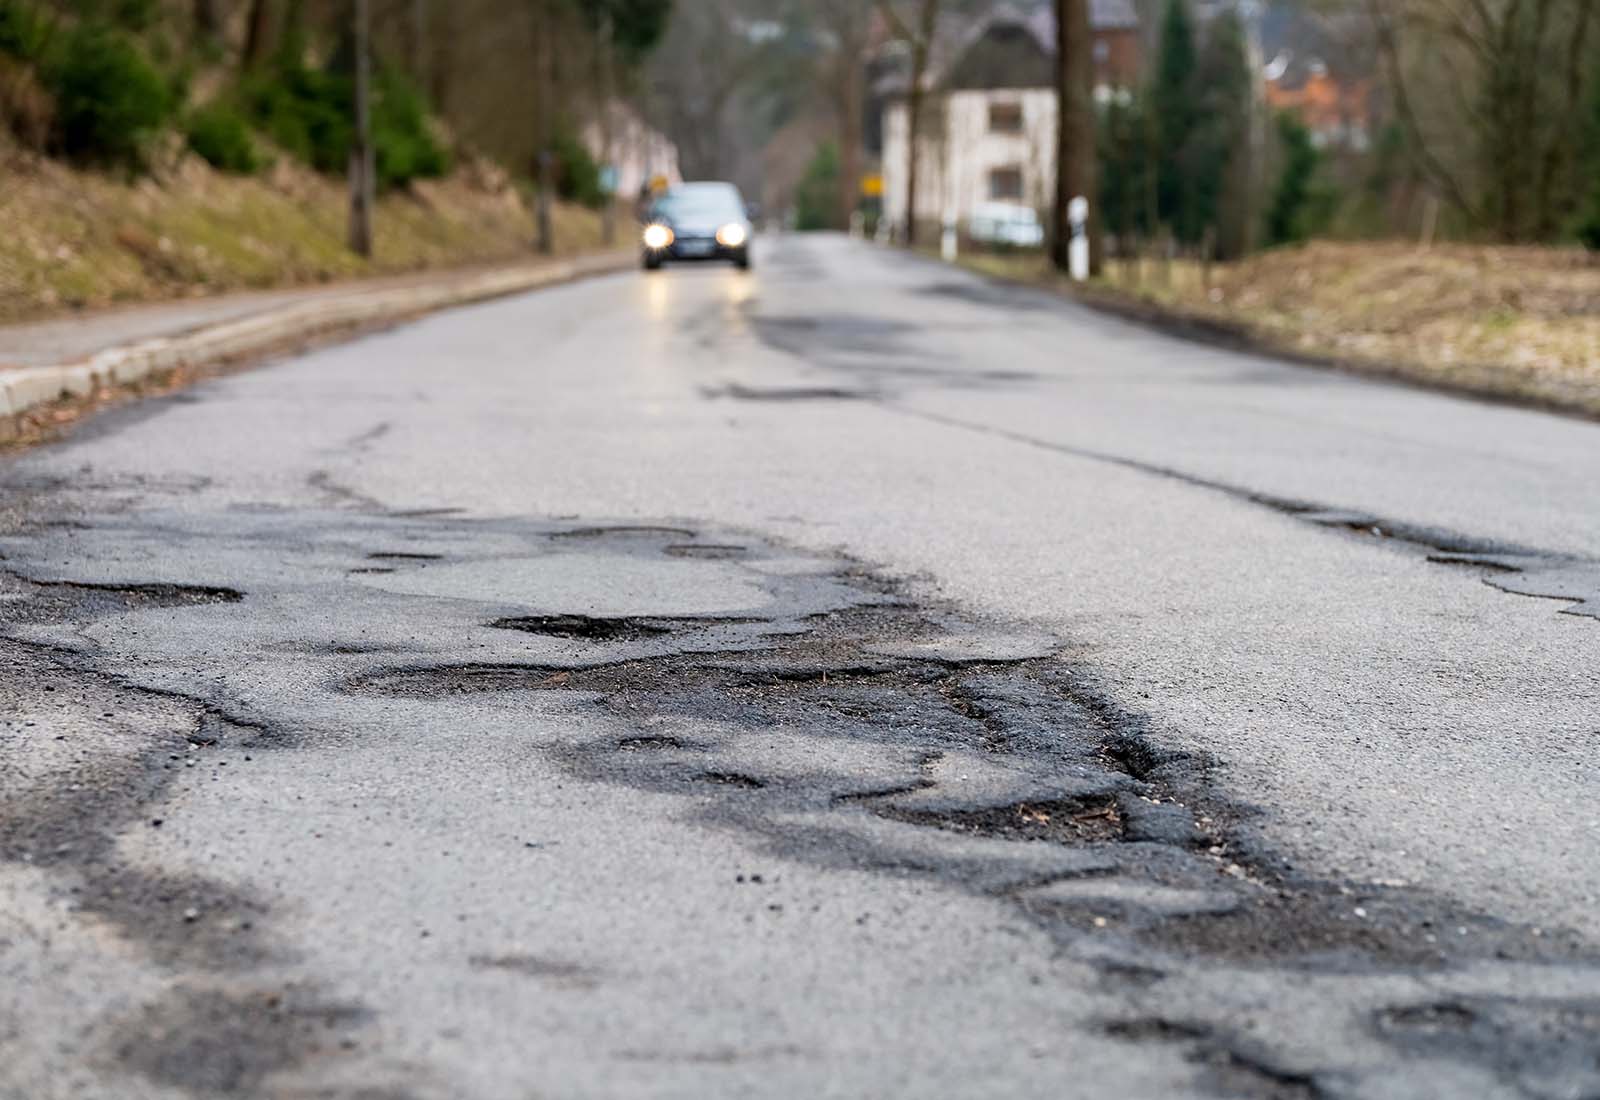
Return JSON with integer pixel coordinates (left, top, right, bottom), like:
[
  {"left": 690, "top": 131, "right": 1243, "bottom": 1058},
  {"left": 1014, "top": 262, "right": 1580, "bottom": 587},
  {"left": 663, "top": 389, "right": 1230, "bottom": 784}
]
[{"left": 2, "top": 233, "right": 1598, "bottom": 1099}]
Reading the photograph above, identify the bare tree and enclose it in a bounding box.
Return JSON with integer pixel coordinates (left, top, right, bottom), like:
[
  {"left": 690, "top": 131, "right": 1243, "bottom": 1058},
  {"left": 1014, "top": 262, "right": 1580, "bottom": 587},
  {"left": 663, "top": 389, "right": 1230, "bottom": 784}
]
[
  {"left": 1364, "top": 0, "right": 1598, "bottom": 240},
  {"left": 879, "top": 0, "right": 941, "bottom": 245},
  {"left": 646, "top": 0, "right": 773, "bottom": 181},
  {"left": 816, "top": 0, "right": 874, "bottom": 228}
]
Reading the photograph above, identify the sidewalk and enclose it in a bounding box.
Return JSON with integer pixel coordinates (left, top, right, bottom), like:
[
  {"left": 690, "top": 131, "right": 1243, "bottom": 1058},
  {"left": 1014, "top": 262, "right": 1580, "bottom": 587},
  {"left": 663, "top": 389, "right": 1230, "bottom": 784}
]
[{"left": 0, "top": 250, "right": 634, "bottom": 437}]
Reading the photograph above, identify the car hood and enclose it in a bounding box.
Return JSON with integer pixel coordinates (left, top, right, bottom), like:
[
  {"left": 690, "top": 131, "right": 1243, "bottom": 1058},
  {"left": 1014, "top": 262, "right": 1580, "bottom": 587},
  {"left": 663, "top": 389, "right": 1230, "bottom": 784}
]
[{"left": 662, "top": 218, "right": 744, "bottom": 237}]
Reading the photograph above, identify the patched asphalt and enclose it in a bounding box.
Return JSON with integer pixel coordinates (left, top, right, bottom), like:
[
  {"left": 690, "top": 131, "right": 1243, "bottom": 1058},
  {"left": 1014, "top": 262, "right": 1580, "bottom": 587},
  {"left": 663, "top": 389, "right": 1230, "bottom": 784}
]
[{"left": 3, "top": 234, "right": 1599, "bottom": 1098}]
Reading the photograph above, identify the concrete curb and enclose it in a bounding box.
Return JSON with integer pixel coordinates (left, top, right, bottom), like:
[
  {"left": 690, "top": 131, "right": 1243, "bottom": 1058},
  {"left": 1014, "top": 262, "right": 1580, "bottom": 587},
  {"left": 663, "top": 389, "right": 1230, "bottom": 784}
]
[{"left": 1, "top": 250, "right": 634, "bottom": 439}]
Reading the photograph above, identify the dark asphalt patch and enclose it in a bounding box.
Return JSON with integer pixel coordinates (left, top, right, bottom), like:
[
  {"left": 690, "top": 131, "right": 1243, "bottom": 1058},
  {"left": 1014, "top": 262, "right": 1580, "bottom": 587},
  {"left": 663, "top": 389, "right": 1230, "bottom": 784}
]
[
  {"left": 551, "top": 524, "right": 697, "bottom": 540},
  {"left": 917, "top": 279, "right": 1057, "bottom": 312},
  {"left": 4, "top": 510, "right": 1598, "bottom": 1099},
  {"left": 107, "top": 984, "right": 370, "bottom": 1095},
  {"left": 889, "top": 404, "right": 1600, "bottom": 623},
  {"left": 702, "top": 382, "right": 872, "bottom": 402},
  {"left": 0, "top": 642, "right": 280, "bottom": 972},
  {"left": 664, "top": 543, "right": 746, "bottom": 559},
  {"left": 30, "top": 578, "right": 244, "bottom": 606},
  {"left": 468, "top": 954, "right": 602, "bottom": 989},
  {"left": 347, "top": 593, "right": 1588, "bottom": 980},
  {"left": 1375, "top": 997, "right": 1600, "bottom": 1094},
  {"left": 747, "top": 313, "right": 918, "bottom": 360},
  {"left": 489, "top": 613, "right": 676, "bottom": 641}
]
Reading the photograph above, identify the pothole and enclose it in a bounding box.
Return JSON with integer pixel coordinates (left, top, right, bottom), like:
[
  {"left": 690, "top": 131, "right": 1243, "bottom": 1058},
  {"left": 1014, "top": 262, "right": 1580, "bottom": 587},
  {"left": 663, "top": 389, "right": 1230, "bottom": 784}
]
[
  {"left": 490, "top": 614, "right": 676, "bottom": 641},
  {"left": 35, "top": 579, "right": 244, "bottom": 604},
  {"left": 664, "top": 544, "right": 746, "bottom": 559},
  {"left": 551, "top": 525, "right": 696, "bottom": 540},
  {"left": 883, "top": 798, "right": 1126, "bottom": 844}
]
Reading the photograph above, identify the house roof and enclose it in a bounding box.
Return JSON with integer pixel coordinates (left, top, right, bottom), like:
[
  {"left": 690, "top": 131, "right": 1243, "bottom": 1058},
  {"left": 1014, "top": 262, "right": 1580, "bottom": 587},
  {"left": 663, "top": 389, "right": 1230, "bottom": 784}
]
[
  {"left": 875, "top": 1, "right": 1140, "bottom": 96},
  {"left": 1028, "top": 0, "right": 1142, "bottom": 39}
]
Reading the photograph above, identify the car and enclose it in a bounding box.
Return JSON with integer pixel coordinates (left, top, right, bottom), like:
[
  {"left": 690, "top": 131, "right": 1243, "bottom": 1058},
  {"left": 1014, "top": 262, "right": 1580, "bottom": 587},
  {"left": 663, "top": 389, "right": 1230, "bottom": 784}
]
[
  {"left": 966, "top": 202, "right": 1046, "bottom": 249},
  {"left": 642, "top": 182, "right": 753, "bottom": 271}
]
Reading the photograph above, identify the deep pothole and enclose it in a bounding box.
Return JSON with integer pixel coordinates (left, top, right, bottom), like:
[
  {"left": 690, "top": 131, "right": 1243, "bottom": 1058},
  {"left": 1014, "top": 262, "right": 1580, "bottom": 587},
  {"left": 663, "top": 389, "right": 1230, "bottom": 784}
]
[{"left": 342, "top": 597, "right": 1593, "bottom": 993}]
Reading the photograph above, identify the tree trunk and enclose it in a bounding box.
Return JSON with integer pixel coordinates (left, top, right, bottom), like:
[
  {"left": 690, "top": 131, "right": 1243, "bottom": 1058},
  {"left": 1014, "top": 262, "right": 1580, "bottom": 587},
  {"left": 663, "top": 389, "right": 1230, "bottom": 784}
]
[
  {"left": 430, "top": 0, "right": 455, "bottom": 112},
  {"left": 192, "top": 0, "right": 220, "bottom": 41},
  {"left": 902, "top": 0, "right": 938, "bottom": 246},
  {"left": 348, "top": 0, "right": 374, "bottom": 257},
  {"left": 1052, "top": 0, "right": 1100, "bottom": 273},
  {"left": 243, "top": 0, "right": 274, "bottom": 68},
  {"left": 535, "top": 0, "right": 554, "bottom": 255},
  {"left": 408, "top": 0, "right": 429, "bottom": 88},
  {"left": 598, "top": 12, "right": 616, "bottom": 246}
]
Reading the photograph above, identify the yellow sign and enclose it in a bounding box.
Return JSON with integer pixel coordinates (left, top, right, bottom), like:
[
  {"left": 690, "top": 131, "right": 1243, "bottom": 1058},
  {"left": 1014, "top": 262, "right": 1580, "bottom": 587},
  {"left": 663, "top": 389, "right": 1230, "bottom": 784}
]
[
  {"left": 861, "top": 173, "right": 884, "bottom": 198},
  {"left": 649, "top": 175, "right": 670, "bottom": 193}
]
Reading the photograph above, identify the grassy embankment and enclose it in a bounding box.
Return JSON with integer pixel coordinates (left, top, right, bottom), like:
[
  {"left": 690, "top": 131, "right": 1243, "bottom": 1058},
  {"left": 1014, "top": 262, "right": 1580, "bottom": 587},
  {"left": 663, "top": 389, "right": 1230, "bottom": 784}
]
[
  {"left": 0, "top": 149, "right": 608, "bottom": 325},
  {"left": 959, "top": 243, "right": 1600, "bottom": 419}
]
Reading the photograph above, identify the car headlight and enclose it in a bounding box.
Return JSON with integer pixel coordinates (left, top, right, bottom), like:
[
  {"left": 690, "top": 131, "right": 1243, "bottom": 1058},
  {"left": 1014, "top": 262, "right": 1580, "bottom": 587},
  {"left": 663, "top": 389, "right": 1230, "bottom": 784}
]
[
  {"left": 643, "top": 224, "right": 674, "bottom": 249},
  {"left": 716, "top": 223, "right": 748, "bottom": 248}
]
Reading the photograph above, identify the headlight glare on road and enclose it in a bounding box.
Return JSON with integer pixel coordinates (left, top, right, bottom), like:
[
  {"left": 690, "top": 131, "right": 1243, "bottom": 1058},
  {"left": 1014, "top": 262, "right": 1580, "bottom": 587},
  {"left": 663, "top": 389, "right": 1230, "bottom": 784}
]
[
  {"left": 716, "top": 223, "right": 748, "bottom": 248},
  {"left": 643, "top": 224, "right": 674, "bottom": 250}
]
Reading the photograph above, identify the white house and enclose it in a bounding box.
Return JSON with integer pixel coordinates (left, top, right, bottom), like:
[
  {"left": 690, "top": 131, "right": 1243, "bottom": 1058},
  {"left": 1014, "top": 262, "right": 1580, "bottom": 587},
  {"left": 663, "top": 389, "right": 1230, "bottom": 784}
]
[
  {"left": 880, "top": 1, "right": 1140, "bottom": 236},
  {"left": 583, "top": 101, "right": 683, "bottom": 201}
]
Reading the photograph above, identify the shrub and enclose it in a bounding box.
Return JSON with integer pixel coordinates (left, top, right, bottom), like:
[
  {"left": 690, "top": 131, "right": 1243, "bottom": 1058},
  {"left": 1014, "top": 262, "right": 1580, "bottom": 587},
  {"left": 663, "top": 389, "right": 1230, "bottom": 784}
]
[
  {"left": 795, "top": 140, "right": 839, "bottom": 231},
  {"left": 0, "top": 0, "right": 51, "bottom": 61},
  {"left": 1265, "top": 111, "right": 1337, "bottom": 247},
  {"left": 110, "top": 0, "right": 160, "bottom": 32},
  {"left": 45, "top": 21, "right": 171, "bottom": 170},
  {"left": 185, "top": 101, "right": 261, "bottom": 173},
  {"left": 240, "top": 62, "right": 349, "bottom": 173},
  {"left": 372, "top": 67, "right": 447, "bottom": 188},
  {"left": 0, "top": 54, "right": 53, "bottom": 149},
  {"left": 241, "top": 62, "right": 446, "bottom": 189},
  {"left": 549, "top": 126, "right": 601, "bottom": 208}
]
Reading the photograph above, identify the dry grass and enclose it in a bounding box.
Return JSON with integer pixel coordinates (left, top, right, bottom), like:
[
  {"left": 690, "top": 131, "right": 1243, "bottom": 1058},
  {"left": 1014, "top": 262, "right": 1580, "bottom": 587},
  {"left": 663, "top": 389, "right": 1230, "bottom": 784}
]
[
  {"left": 0, "top": 149, "right": 609, "bottom": 323},
  {"left": 959, "top": 242, "right": 1600, "bottom": 419}
]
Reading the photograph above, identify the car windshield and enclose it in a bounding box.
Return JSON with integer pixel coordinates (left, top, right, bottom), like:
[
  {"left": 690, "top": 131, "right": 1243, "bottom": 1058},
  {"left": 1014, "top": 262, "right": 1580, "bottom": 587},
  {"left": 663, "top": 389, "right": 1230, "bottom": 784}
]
[{"left": 653, "top": 188, "right": 743, "bottom": 223}]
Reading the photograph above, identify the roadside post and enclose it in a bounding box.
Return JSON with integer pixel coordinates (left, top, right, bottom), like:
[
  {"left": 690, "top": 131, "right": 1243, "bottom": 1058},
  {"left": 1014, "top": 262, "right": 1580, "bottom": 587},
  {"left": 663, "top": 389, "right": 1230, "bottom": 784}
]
[
  {"left": 941, "top": 214, "right": 958, "bottom": 263},
  {"left": 1068, "top": 196, "right": 1089, "bottom": 282},
  {"left": 599, "top": 164, "right": 619, "bottom": 245}
]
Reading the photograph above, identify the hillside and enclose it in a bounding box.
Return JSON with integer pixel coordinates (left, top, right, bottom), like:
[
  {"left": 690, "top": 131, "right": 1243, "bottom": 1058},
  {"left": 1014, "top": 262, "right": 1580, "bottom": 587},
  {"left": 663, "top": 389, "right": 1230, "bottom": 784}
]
[
  {"left": 962, "top": 242, "right": 1600, "bottom": 418},
  {"left": 0, "top": 147, "right": 606, "bottom": 324}
]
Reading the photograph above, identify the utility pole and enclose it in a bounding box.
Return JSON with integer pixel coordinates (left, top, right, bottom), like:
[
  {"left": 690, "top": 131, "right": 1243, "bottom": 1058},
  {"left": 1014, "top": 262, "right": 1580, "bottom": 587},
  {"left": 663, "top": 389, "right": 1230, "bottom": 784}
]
[
  {"left": 535, "top": 0, "right": 555, "bottom": 255},
  {"left": 1051, "top": 0, "right": 1099, "bottom": 275},
  {"left": 348, "top": 0, "right": 374, "bottom": 257}
]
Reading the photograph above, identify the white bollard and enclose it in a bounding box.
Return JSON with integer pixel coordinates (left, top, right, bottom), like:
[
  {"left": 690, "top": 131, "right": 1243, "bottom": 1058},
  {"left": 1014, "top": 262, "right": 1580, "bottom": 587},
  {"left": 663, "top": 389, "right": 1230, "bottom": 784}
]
[
  {"left": 941, "top": 217, "right": 958, "bottom": 263},
  {"left": 1068, "top": 196, "right": 1090, "bottom": 282}
]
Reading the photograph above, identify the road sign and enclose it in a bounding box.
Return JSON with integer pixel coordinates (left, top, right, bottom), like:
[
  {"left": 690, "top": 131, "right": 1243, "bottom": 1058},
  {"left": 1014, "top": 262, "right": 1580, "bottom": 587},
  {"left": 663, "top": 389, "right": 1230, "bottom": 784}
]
[
  {"left": 861, "top": 173, "right": 884, "bottom": 198},
  {"left": 599, "top": 165, "right": 619, "bottom": 196}
]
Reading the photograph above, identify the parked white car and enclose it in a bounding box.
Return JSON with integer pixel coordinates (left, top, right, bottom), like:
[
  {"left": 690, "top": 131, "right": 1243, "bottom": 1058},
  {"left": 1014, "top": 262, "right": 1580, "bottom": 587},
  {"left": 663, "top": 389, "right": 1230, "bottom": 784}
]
[{"left": 966, "top": 203, "right": 1046, "bottom": 248}]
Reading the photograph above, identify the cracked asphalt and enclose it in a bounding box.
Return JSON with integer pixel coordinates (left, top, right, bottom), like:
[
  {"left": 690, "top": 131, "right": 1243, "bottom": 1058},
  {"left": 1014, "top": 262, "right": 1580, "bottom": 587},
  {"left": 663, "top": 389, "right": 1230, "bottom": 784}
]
[{"left": 2, "top": 233, "right": 1599, "bottom": 1099}]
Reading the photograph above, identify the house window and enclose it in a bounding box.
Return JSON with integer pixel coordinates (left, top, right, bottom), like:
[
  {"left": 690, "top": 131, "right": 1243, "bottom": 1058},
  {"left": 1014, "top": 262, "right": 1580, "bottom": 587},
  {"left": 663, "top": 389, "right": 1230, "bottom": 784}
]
[
  {"left": 988, "top": 166, "right": 1024, "bottom": 201},
  {"left": 988, "top": 102, "right": 1023, "bottom": 134}
]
